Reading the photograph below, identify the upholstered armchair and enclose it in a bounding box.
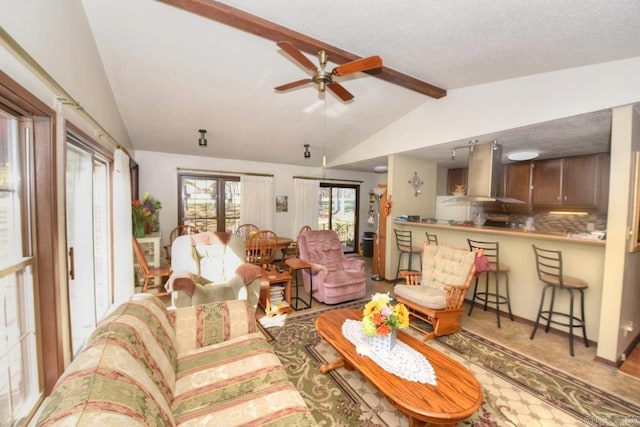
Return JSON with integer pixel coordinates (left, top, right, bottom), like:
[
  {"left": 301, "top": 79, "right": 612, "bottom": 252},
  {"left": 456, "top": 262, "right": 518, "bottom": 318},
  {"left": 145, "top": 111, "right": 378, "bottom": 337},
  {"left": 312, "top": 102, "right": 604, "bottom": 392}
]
[
  {"left": 165, "top": 232, "right": 262, "bottom": 311},
  {"left": 394, "top": 243, "right": 479, "bottom": 340},
  {"left": 297, "top": 229, "right": 366, "bottom": 304}
]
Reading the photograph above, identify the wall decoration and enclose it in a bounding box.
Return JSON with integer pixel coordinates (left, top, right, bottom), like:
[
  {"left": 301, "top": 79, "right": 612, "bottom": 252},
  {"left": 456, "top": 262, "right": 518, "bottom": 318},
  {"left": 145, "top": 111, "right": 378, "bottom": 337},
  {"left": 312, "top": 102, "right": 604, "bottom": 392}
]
[
  {"left": 630, "top": 152, "right": 640, "bottom": 252},
  {"left": 276, "top": 195, "right": 288, "bottom": 212},
  {"left": 408, "top": 171, "right": 424, "bottom": 196}
]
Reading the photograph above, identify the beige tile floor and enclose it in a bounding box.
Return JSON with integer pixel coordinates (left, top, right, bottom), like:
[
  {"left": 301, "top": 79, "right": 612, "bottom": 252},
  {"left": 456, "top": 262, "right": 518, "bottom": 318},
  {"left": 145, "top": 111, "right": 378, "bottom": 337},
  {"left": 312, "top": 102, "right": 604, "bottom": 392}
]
[{"left": 259, "top": 256, "right": 640, "bottom": 405}]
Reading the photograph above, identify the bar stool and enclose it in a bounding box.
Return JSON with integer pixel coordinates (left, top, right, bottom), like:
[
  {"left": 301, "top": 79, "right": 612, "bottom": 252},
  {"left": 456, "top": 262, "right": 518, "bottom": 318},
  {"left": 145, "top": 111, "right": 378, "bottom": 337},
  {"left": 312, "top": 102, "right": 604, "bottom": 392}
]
[
  {"left": 393, "top": 229, "right": 422, "bottom": 284},
  {"left": 530, "top": 245, "right": 589, "bottom": 356},
  {"left": 467, "top": 239, "right": 513, "bottom": 327},
  {"left": 425, "top": 232, "right": 439, "bottom": 245}
]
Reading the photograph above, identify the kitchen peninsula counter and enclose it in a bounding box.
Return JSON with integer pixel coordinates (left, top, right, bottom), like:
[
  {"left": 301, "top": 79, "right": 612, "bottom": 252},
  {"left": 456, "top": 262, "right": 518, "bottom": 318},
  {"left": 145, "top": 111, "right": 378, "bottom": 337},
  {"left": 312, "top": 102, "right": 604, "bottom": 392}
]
[
  {"left": 395, "top": 220, "right": 606, "bottom": 246},
  {"left": 392, "top": 220, "right": 605, "bottom": 341}
]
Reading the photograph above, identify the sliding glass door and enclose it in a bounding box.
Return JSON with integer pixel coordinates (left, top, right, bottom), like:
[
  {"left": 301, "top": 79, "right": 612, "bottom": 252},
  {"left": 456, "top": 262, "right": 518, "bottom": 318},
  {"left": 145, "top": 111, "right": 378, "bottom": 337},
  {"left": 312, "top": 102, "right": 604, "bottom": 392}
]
[
  {"left": 318, "top": 184, "right": 359, "bottom": 252},
  {"left": 65, "top": 140, "right": 111, "bottom": 356}
]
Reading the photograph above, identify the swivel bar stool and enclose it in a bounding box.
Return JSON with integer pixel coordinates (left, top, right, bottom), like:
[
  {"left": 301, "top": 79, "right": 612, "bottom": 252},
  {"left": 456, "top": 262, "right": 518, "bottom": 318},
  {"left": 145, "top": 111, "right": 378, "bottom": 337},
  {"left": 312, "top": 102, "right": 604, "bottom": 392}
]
[
  {"left": 467, "top": 239, "right": 513, "bottom": 327},
  {"left": 425, "top": 232, "right": 439, "bottom": 245},
  {"left": 393, "top": 229, "right": 423, "bottom": 284},
  {"left": 531, "top": 245, "right": 589, "bottom": 356}
]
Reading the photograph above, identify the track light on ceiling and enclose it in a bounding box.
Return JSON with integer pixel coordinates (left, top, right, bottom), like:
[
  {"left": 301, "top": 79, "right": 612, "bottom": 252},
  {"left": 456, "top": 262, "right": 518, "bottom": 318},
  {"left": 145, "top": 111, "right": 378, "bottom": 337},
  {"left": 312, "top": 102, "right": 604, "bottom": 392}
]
[
  {"left": 451, "top": 139, "right": 480, "bottom": 160},
  {"left": 304, "top": 144, "right": 311, "bottom": 158},
  {"left": 198, "top": 129, "right": 207, "bottom": 147}
]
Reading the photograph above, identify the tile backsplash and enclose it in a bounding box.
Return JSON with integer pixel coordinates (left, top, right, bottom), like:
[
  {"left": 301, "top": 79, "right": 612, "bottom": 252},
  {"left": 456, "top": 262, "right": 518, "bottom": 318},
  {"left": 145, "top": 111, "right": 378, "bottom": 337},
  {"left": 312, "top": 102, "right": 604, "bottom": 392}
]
[{"left": 510, "top": 213, "right": 607, "bottom": 235}]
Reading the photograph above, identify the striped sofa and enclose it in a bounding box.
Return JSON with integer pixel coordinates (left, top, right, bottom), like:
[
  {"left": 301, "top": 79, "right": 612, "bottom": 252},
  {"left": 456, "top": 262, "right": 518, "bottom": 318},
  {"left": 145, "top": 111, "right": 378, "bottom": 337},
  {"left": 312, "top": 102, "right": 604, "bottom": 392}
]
[{"left": 36, "top": 294, "right": 316, "bottom": 426}]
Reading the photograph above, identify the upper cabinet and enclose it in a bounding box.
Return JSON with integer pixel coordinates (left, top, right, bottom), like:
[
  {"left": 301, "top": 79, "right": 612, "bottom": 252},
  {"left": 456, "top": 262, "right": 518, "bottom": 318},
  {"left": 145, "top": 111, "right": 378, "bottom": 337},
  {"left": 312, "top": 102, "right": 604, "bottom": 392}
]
[
  {"left": 502, "top": 162, "right": 532, "bottom": 214},
  {"left": 531, "top": 153, "right": 609, "bottom": 212}
]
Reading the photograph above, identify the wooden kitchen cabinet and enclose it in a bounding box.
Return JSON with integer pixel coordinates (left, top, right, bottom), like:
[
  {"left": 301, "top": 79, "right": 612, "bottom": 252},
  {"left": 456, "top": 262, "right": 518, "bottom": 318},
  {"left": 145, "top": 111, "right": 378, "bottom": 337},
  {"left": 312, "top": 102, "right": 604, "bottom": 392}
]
[
  {"left": 503, "top": 162, "right": 532, "bottom": 213},
  {"left": 532, "top": 158, "right": 562, "bottom": 206},
  {"left": 532, "top": 153, "right": 608, "bottom": 211},
  {"left": 447, "top": 167, "right": 467, "bottom": 194}
]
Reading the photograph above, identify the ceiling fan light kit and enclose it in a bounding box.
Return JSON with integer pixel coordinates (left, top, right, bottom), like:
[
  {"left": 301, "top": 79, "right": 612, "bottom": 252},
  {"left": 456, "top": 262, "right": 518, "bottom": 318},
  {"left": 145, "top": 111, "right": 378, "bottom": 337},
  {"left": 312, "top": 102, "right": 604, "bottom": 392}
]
[
  {"left": 198, "top": 129, "right": 207, "bottom": 147},
  {"left": 274, "top": 41, "right": 382, "bottom": 101}
]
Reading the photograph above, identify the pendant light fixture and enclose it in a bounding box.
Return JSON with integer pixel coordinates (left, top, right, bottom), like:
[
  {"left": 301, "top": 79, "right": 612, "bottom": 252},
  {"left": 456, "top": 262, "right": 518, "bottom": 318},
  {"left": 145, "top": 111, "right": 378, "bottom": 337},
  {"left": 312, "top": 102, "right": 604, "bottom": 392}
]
[{"left": 198, "top": 129, "right": 207, "bottom": 147}]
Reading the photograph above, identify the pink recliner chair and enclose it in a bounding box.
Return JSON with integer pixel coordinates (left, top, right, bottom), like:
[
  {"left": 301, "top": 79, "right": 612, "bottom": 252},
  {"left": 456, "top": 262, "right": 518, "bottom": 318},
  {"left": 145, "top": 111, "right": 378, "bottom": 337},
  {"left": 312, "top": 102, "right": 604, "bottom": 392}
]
[{"left": 297, "top": 230, "right": 367, "bottom": 304}]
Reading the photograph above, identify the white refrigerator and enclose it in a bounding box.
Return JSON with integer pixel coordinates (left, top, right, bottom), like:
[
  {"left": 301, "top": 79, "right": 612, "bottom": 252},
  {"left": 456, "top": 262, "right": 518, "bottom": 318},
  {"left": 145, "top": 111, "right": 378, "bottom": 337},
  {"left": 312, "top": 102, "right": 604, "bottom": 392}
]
[{"left": 434, "top": 196, "right": 480, "bottom": 222}]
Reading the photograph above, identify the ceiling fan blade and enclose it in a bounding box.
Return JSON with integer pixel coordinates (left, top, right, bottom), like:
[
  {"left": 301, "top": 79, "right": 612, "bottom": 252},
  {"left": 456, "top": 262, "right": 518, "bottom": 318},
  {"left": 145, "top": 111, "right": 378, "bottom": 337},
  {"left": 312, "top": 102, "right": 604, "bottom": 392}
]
[
  {"left": 327, "top": 82, "right": 354, "bottom": 101},
  {"left": 274, "top": 78, "right": 313, "bottom": 92},
  {"left": 332, "top": 55, "right": 383, "bottom": 76},
  {"left": 277, "top": 41, "right": 317, "bottom": 72}
]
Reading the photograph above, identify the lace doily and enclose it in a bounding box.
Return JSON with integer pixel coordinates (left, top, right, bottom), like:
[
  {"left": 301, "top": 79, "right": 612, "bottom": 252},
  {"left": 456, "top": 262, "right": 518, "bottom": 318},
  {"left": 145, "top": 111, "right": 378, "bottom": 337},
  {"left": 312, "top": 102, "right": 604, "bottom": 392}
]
[{"left": 341, "top": 319, "right": 437, "bottom": 385}]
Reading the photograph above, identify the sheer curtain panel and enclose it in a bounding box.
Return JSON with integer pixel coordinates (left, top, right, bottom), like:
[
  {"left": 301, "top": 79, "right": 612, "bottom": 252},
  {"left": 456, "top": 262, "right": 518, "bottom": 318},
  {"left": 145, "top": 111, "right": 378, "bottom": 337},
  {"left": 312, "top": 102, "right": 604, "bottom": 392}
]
[
  {"left": 240, "top": 175, "right": 274, "bottom": 230},
  {"left": 113, "top": 149, "right": 134, "bottom": 303},
  {"left": 293, "top": 178, "right": 319, "bottom": 232}
]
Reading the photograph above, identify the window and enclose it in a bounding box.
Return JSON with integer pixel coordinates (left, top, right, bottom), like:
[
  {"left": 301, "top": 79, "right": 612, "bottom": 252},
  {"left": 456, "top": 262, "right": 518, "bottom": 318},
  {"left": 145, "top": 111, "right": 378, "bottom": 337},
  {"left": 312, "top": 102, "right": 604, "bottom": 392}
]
[
  {"left": 318, "top": 183, "right": 360, "bottom": 252},
  {"left": 0, "top": 109, "right": 39, "bottom": 424},
  {"left": 178, "top": 174, "right": 240, "bottom": 232}
]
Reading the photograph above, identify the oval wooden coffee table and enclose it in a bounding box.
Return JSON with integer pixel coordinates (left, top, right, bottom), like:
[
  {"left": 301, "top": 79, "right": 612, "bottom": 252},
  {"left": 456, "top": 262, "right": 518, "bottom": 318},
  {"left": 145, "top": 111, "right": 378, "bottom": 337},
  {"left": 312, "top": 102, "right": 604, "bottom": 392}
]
[{"left": 315, "top": 308, "right": 482, "bottom": 427}]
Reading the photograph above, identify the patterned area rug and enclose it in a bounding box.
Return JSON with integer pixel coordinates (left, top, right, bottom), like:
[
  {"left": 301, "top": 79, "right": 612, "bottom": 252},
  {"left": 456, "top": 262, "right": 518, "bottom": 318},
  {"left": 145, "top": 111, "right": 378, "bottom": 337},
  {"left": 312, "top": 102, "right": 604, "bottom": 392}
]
[{"left": 263, "top": 302, "right": 640, "bottom": 427}]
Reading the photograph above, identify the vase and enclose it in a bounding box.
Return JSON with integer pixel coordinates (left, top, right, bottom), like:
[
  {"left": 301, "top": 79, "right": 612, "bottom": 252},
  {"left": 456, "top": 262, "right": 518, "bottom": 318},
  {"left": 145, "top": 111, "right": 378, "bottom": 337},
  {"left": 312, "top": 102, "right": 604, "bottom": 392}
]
[
  {"left": 368, "top": 330, "right": 397, "bottom": 353},
  {"left": 151, "top": 210, "right": 160, "bottom": 232},
  {"left": 134, "top": 221, "right": 146, "bottom": 238}
]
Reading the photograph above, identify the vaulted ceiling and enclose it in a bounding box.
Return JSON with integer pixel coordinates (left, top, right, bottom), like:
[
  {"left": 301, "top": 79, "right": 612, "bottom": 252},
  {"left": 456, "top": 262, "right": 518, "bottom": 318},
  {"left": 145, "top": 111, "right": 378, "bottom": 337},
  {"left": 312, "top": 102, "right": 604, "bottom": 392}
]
[{"left": 81, "top": 0, "right": 640, "bottom": 171}]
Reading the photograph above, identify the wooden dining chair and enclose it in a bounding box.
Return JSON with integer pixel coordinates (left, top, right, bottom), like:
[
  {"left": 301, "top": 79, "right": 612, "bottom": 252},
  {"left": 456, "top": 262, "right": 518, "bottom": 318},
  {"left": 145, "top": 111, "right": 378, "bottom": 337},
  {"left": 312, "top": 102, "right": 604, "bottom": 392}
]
[
  {"left": 282, "top": 225, "right": 312, "bottom": 259},
  {"left": 133, "top": 236, "right": 172, "bottom": 295},
  {"left": 163, "top": 224, "right": 199, "bottom": 261},
  {"left": 246, "top": 230, "right": 278, "bottom": 266},
  {"left": 236, "top": 223, "right": 260, "bottom": 242}
]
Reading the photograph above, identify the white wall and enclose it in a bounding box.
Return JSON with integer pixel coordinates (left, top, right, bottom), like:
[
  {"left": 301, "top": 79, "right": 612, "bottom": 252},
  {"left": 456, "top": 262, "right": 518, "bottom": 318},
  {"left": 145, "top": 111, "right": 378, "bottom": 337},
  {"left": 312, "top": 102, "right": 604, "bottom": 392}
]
[
  {"left": 599, "top": 105, "right": 640, "bottom": 361},
  {"left": 134, "top": 150, "right": 384, "bottom": 249},
  {"left": 382, "top": 154, "right": 438, "bottom": 276},
  {"left": 1, "top": 0, "right": 131, "bottom": 147}
]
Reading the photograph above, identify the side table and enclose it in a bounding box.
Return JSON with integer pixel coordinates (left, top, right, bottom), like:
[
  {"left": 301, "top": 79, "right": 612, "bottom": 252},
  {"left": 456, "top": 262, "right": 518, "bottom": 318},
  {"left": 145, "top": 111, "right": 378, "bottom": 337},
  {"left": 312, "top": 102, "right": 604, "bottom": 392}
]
[
  {"left": 259, "top": 267, "right": 292, "bottom": 317},
  {"left": 285, "top": 258, "right": 312, "bottom": 310}
]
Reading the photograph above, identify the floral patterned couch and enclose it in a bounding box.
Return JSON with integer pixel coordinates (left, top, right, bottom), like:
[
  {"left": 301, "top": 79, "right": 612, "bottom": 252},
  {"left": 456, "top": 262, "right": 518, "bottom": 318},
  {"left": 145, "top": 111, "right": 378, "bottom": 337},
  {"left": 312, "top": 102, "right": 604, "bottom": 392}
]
[{"left": 36, "top": 294, "right": 316, "bottom": 426}]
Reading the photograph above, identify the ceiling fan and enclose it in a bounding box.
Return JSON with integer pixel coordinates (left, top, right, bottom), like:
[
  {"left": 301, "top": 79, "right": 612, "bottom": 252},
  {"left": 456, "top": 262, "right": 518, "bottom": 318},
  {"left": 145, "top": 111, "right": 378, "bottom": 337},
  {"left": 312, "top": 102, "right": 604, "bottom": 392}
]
[{"left": 274, "top": 41, "right": 383, "bottom": 101}]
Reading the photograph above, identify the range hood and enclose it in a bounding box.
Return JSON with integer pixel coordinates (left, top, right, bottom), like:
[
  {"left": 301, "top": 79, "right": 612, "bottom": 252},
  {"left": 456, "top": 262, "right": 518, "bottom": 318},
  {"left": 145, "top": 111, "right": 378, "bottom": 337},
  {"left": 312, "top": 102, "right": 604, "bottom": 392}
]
[{"left": 450, "top": 141, "right": 524, "bottom": 203}]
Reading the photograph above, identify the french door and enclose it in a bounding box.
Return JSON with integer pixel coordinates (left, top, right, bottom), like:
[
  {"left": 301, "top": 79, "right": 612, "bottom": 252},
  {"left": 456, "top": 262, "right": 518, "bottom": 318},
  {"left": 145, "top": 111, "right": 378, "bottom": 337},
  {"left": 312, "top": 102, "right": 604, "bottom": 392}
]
[
  {"left": 65, "top": 139, "right": 111, "bottom": 356},
  {"left": 318, "top": 184, "right": 359, "bottom": 252},
  {"left": 178, "top": 174, "right": 240, "bottom": 232}
]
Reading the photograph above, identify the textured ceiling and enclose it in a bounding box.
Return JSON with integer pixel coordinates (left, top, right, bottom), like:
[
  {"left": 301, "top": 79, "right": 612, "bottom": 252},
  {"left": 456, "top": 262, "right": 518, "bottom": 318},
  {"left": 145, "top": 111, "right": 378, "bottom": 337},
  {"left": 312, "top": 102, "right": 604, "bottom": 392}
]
[{"left": 81, "top": 0, "right": 640, "bottom": 171}]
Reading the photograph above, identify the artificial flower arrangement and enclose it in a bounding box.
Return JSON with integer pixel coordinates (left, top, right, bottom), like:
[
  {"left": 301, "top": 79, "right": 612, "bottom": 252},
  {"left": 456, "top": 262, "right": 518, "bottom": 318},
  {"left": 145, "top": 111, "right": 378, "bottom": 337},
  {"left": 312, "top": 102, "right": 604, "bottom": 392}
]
[
  {"left": 132, "top": 192, "right": 162, "bottom": 236},
  {"left": 362, "top": 292, "right": 409, "bottom": 337}
]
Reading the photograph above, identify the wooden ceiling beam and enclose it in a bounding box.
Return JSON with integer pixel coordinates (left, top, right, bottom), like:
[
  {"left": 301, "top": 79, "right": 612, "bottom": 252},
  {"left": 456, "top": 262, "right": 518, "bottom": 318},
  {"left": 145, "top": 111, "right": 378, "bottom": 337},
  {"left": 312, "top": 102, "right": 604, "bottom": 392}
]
[{"left": 156, "top": 0, "right": 447, "bottom": 99}]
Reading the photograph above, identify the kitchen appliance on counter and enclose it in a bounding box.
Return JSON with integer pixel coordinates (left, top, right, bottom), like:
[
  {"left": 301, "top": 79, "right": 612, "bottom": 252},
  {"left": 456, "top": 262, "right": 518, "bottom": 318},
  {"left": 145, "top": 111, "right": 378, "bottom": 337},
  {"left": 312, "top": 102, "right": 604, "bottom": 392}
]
[
  {"left": 435, "top": 196, "right": 482, "bottom": 222},
  {"left": 483, "top": 214, "right": 511, "bottom": 228}
]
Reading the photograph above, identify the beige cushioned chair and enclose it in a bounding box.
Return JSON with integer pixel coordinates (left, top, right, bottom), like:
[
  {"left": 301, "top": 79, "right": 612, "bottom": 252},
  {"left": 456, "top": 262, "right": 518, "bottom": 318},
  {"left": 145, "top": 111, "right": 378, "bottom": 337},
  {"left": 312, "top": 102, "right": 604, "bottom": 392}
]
[
  {"left": 166, "top": 231, "right": 262, "bottom": 311},
  {"left": 394, "top": 243, "right": 478, "bottom": 340}
]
